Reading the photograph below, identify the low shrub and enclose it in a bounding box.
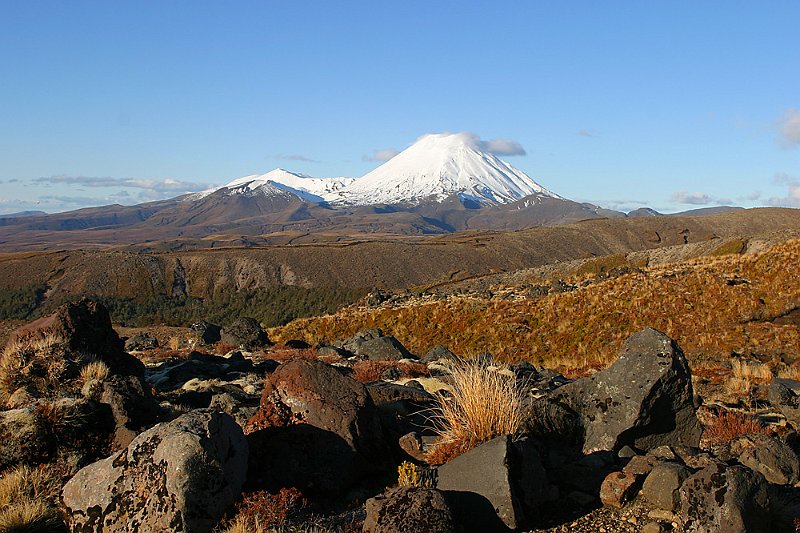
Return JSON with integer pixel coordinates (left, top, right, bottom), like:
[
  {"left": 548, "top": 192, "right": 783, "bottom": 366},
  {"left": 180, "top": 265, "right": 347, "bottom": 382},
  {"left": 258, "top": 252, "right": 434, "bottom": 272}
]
[{"left": 703, "top": 410, "right": 770, "bottom": 448}]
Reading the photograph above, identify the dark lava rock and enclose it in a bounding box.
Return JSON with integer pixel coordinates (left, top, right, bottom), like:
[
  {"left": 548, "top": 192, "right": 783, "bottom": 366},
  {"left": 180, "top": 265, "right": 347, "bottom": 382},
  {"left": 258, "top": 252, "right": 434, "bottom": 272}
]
[
  {"left": 422, "top": 344, "right": 459, "bottom": 364},
  {"left": 769, "top": 378, "right": 800, "bottom": 430},
  {"left": 100, "top": 375, "right": 161, "bottom": 451},
  {"left": 190, "top": 320, "right": 222, "bottom": 346},
  {"left": 357, "top": 335, "right": 416, "bottom": 361},
  {"left": 720, "top": 432, "right": 800, "bottom": 485},
  {"left": 10, "top": 299, "right": 143, "bottom": 377},
  {"left": 284, "top": 339, "right": 311, "bottom": 349},
  {"left": 220, "top": 317, "right": 270, "bottom": 348},
  {"left": 62, "top": 409, "right": 247, "bottom": 533},
  {"left": 436, "top": 435, "right": 549, "bottom": 531},
  {"left": 336, "top": 328, "right": 384, "bottom": 354},
  {"left": 146, "top": 351, "right": 254, "bottom": 391},
  {"left": 526, "top": 328, "right": 702, "bottom": 454},
  {"left": 679, "top": 462, "right": 770, "bottom": 533},
  {"left": 246, "top": 359, "right": 388, "bottom": 494},
  {"left": 364, "top": 487, "right": 459, "bottom": 533},
  {"left": 641, "top": 462, "right": 691, "bottom": 512},
  {"left": 209, "top": 385, "right": 261, "bottom": 429},
  {"left": 124, "top": 332, "right": 159, "bottom": 351}
]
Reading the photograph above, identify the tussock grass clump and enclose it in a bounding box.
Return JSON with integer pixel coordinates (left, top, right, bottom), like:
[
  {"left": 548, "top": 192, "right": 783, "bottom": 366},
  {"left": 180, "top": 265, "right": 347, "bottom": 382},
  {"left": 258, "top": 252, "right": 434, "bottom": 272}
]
[
  {"left": 222, "top": 488, "right": 308, "bottom": 533},
  {"left": 427, "top": 359, "right": 526, "bottom": 464},
  {"left": 79, "top": 360, "right": 109, "bottom": 385},
  {"left": 0, "top": 464, "right": 64, "bottom": 532},
  {"left": 0, "top": 333, "right": 71, "bottom": 404}
]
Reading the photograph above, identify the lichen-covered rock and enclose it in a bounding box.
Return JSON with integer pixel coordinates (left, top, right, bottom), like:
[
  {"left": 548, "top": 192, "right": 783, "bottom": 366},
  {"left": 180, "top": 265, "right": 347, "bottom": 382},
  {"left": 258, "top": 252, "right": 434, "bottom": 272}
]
[
  {"left": 679, "top": 462, "right": 770, "bottom": 533},
  {"left": 364, "top": 487, "right": 458, "bottom": 533},
  {"left": 62, "top": 409, "right": 247, "bottom": 533},
  {"left": 527, "top": 328, "right": 702, "bottom": 454}
]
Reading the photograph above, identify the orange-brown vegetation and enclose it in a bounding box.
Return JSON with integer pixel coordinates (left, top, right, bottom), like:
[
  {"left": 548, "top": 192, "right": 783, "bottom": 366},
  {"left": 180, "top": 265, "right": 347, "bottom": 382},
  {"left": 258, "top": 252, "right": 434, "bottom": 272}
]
[
  {"left": 223, "top": 488, "right": 308, "bottom": 532},
  {"left": 703, "top": 411, "right": 771, "bottom": 448},
  {"left": 351, "top": 360, "right": 428, "bottom": 383},
  {"left": 272, "top": 240, "right": 800, "bottom": 373}
]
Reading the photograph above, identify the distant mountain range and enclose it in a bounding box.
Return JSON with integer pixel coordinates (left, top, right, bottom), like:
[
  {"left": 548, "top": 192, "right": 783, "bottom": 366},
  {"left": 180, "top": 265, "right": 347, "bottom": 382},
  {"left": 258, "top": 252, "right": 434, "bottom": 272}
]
[{"left": 0, "top": 133, "right": 743, "bottom": 251}]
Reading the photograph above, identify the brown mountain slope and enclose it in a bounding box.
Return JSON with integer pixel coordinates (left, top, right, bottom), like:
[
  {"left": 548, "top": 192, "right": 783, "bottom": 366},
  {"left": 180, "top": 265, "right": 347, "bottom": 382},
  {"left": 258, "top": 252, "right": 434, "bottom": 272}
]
[
  {"left": 271, "top": 238, "right": 800, "bottom": 374},
  {"left": 0, "top": 208, "right": 798, "bottom": 305}
]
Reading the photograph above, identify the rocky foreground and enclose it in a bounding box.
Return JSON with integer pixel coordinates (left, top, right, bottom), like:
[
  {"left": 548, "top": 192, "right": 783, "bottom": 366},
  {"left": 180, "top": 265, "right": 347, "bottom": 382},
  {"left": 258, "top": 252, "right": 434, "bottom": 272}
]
[{"left": 1, "top": 300, "right": 799, "bottom": 532}]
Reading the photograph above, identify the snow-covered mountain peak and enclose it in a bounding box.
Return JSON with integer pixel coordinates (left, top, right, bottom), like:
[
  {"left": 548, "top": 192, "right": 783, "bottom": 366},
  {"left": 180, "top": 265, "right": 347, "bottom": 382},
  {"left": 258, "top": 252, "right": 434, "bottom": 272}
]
[
  {"left": 332, "top": 132, "right": 559, "bottom": 206},
  {"left": 191, "top": 169, "right": 355, "bottom": 202}
]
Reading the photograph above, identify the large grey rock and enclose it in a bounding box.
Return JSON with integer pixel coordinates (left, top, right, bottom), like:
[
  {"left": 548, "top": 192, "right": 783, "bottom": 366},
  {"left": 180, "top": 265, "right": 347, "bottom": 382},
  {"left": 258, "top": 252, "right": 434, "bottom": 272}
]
[
  {"left": 679, "top": 462, "right": 770, "bottom": 533},
  {"left": 246, "top": 359, "right": 388, "bottom": 494},
  {"left": 364, "top": 487, "right": 458, "bottom": 533},
  {"left": 62, "top": 409, "right": 247, "bottom": 533},
  {"left": 527, "top": 328, "right": 702, "bottom": 454},
  {"left": 720, "top": 432, "right": 800, "bottom": 485},
  {"left": 641, "top": 462, "right": 691, "bottom": 512},
  {"left": 220, "top": 317, "right": 269, "bottom": 348},
  {"left": 356, "top": 335, "right": 416, "bottom": 360},
  {"left": 335, "top": 328, "right": 384, "bottom": 354},
  {"left": 124, "top": 332, "right": 159, "bottom": 352},
  {"left": 422, "top": 344, "right": 458, "bottom": 364},
  {"left": 436, "top": 435, "right": 548, "bottom": 531},
  {"left": 769, "top": 378, "right": 800, "bottom": 429}
]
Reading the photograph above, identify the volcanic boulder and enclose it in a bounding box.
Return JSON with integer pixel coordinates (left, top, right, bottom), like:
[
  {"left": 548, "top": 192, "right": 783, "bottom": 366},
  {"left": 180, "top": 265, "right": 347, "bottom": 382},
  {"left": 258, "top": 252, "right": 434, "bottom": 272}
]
[
  {"left": 246, "top": 359, "right": 388, "bottom": 494},
  {"left": 220, "top": 317, "right": 269, "bottom": 348},
  {"left": 10, "top": 299, "right": 144, "bottom": 377},
  {"left": 364, "top": 487, "right": 459, "bottom": 533},
  {"left": 62, "top": 409, "right": 247, "bottom": 533},
  {"left": 527, "top": 328, "right": 702, "bottom": 454}
]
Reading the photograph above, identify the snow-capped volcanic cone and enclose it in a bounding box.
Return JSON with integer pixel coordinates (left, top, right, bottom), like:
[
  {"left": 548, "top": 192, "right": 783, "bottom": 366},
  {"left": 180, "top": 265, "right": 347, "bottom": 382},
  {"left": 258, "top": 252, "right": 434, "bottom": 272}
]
[
  {"left": 194, "top": 168, "right": 354, "bottom": 202},
  {"left": 332, "top": 132, "right": 559, "bottom": 206}
]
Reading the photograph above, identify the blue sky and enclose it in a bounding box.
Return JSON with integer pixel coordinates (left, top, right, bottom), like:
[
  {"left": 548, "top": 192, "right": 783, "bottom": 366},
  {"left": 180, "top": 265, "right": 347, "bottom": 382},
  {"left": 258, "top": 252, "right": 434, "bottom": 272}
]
[{"left": 1, "top": 1, "right": 798, "bottom": 214}]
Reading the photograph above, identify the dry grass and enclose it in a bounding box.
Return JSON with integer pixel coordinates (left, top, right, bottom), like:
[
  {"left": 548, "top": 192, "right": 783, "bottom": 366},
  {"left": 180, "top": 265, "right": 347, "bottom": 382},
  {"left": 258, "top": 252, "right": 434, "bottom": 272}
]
[
  {"left": 726, "top": 358, "right": 773, "bottom": 396},
  {"left": 703, "top": 410, "right": 770, "bottom": 448},
  {"left": 0, "top": 333, "right": 73, "bottom": 404},
  {"left": 778, "top": 365, "right": 800, "bottom": 380},
  {"left": 0, "top": 464, "right": 64, "bottom": 532},
  {"left": 79, "top": 360, "right": 109, "bottom": 385},
  {"left": 272, "top": 239, "right": 800, "bottom": 372},
  {"left": 426, "top": 359, "right": 525, "bottom": 464}
]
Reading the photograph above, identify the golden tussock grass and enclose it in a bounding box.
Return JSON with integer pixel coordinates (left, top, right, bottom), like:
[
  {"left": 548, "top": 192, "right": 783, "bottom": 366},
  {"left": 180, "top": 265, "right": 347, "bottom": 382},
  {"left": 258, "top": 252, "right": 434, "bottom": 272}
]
[
  {"left": 0, "top": 464, "right": 64, "bottom": 532},
  {"left": 272, "top": 239, "right": 800, "bottom": 373},
  {"left": 0, "top": 333, "right": 71, "bottom": 404},
  {"left": 79, "top": 360, "right": 110, "bottom": 384},
  {"left": 426, "top": 359, "right": 526, "bottom": 464}
]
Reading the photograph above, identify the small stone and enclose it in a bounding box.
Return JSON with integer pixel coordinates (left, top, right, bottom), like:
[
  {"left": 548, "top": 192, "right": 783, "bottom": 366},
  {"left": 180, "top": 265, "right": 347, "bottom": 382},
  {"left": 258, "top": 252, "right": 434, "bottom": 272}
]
[{"left": 642, "top": 522, "right": 662, "bottom": 533}]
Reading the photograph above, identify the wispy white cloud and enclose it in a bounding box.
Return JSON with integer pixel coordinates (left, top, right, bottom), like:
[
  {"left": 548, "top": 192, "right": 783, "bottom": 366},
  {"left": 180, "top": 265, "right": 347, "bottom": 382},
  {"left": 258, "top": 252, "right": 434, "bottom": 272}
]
[
  {"left": 479, "top": 137, "right": 526, "bottom": 156},
  {"left": 778, "top": 108, "right": 800, "bottom": 148},
  {"left": 577, "top": 129, "right": 599, "bottom": 138},
  {"left": 363, "top": 148, "right": 401, "bottom": 162},
  {"left": 272, "top": 153, "right": 320, "bottom": 163},
  {"left": 671, "top": 191, "right": 715, "bottom": 205},
  {"left": 768, "top": 173, "right": 800, "bottom": 207},
  {"left": 34, "top": 175, "right": 207, "bottom": 194}
]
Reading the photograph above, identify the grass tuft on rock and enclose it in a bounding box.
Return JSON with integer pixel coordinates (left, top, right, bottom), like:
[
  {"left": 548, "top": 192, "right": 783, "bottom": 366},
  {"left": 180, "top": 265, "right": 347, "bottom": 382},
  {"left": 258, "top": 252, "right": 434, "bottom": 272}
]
[{"left": 427, "top": 359, "right": 526, "bottom": 464}]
